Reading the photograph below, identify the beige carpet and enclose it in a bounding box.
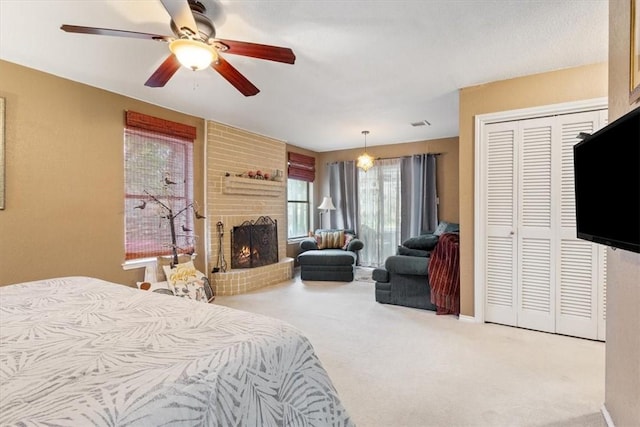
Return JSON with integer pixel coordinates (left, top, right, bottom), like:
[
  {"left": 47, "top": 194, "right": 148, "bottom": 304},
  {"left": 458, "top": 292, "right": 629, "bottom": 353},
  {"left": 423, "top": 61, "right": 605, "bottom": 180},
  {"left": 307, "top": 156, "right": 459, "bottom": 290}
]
[{"left": 214, "top": 268, "right": 606, "bottom": 427}]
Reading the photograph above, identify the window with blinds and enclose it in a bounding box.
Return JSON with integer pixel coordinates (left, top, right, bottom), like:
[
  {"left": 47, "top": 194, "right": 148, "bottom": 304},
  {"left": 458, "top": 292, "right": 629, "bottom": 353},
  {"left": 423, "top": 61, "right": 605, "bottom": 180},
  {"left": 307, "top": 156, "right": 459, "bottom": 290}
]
[
  {"left": 288, "top": 152, "right": 315, "bottom": 182},
  {"left": 124, "top": 127, "right": 194, "bottom": 260},
  {"left": 287, "top": 178, "right": 311, "bottom": 238},
  {"left": 287, "top": 152, "right": 315, "bottom": 239}
]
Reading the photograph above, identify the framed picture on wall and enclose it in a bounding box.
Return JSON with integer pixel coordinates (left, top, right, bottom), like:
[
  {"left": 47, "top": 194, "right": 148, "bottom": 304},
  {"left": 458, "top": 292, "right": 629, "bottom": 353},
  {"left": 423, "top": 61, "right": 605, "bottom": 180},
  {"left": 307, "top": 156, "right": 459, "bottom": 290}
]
[{"left": 631, "top": 0, "right": 640, "bottom": 103}]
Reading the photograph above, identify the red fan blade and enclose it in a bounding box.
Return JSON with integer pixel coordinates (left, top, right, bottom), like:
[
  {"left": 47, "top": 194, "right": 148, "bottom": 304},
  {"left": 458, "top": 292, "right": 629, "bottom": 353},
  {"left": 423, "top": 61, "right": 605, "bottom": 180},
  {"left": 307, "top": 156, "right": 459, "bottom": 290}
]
[
  {"left": 160, "top": 0, "right": 198, "bottom": 36},
  {"left": 60, "top": 24, "right": 172, "bottom": 42},
  {"left": 217, "top": 39, "right": 296, "bottom": 64},
  {"left": 145, "top": 54, "right": 181, "bottom": 87},
  {"left": 212, "top": 57, "right": 260, "bottom": 97}
]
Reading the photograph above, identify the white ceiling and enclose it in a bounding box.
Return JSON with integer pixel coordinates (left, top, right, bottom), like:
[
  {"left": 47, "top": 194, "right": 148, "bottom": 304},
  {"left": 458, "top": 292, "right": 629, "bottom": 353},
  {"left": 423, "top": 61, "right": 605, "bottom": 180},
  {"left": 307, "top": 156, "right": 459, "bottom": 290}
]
[{"left": 0, "top": 0, "right": 608, "bottom": 152}]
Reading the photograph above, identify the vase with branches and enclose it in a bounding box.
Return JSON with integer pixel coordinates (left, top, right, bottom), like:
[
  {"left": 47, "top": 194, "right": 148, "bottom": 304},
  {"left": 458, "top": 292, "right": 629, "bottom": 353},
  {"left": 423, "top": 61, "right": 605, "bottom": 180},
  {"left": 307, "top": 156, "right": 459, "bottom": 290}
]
[{"left": 133, "top": 176, "right": 205, "bottom": 267}]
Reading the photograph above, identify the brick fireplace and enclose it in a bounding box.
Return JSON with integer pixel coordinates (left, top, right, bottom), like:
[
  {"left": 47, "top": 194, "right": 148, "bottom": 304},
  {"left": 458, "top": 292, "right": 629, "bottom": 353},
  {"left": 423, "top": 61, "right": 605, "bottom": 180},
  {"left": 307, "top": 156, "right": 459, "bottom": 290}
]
[{"left": 206, "top": 121, "right": 293, "bottom": 295}]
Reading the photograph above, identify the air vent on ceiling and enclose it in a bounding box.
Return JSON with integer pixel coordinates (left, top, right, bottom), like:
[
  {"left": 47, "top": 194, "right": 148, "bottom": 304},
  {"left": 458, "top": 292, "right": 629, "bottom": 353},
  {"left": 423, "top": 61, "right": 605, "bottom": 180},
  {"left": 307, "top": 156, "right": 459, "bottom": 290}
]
[{"left": 410, "top": 120, "right": 431, "bottom": 127}]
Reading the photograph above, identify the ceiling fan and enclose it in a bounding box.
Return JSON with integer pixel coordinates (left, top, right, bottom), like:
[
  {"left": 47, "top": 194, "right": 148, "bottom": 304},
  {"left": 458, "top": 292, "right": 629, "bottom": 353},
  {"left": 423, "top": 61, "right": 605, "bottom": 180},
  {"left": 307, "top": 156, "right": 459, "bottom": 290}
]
[{"left": 61, "top": 0, "right": 296, "bottom": 96}]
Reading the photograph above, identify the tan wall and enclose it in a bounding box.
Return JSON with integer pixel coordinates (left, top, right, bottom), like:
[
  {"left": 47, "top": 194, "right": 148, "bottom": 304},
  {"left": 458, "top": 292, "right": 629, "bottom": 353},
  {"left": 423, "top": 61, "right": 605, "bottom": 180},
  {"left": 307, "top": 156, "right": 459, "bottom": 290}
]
[
  {"left": 0, "top": 60, "right": 205, "bottom": 286},
  {"left": 316, "top": 137, "right": 459, "bottom": 225},
  {"left": 604, "top": 1, "right": 640, "bottom": 424},
  {"left": 284, "top": 137, "right": 459, "bottom": 261},
  {"left": 457, "top": 62, "right": 608, "bottom": 316}
]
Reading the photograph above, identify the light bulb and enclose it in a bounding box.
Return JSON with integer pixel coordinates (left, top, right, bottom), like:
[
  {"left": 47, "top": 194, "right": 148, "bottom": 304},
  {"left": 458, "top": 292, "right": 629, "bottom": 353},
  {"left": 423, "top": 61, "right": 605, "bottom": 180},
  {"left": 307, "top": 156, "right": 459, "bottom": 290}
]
[
  {"left": 357, "top": 153, "right": 374, "bottom": 172},
  {"left": 170, "top": 39, "right": 218, "bottom": 71}
]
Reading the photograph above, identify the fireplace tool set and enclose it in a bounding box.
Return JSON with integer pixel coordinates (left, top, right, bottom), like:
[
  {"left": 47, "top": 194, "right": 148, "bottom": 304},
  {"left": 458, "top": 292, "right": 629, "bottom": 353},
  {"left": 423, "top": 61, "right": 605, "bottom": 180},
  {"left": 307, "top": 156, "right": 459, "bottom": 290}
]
[{"left": 213, "top": 221, "right": 227, "bottom": 273}]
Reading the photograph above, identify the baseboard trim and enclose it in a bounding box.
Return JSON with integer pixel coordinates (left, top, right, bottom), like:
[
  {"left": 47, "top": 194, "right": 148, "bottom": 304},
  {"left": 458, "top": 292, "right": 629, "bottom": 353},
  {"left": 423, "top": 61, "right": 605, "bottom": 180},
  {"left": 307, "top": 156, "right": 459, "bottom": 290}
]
[
  {"left": 601, "top": 404, "right": 615, "bottom": 427},
  {"left": 458, "top": 314, "right": 479, "bottom": 323}
]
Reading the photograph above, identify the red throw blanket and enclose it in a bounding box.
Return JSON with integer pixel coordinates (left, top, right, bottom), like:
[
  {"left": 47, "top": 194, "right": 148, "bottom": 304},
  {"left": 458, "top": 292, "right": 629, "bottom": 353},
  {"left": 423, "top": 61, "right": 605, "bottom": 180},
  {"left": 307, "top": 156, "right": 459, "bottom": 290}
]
[{"left": 428, "top": 233, "right": 460, "bottom": 315}]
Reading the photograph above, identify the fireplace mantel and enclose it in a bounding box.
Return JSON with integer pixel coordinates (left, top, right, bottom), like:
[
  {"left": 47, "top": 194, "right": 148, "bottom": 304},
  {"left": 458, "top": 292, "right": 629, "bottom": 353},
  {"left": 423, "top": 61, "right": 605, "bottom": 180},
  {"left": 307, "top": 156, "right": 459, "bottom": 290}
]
[{"left": 222, "top": 176, "right": 285, "bottom": 196}]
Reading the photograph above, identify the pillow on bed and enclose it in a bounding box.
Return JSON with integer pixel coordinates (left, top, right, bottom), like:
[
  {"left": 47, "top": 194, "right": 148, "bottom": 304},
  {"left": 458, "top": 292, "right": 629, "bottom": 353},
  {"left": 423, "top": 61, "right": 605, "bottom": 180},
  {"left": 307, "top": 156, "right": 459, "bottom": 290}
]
[
  {"left": 137, "top": 281, "right": 174, "bottom": 295},
  {"left": 156, "top": 254, "right": 193, "bottom": 282},
  {"left": 163, "top": 261, "right": 211, "bottom": 303}
]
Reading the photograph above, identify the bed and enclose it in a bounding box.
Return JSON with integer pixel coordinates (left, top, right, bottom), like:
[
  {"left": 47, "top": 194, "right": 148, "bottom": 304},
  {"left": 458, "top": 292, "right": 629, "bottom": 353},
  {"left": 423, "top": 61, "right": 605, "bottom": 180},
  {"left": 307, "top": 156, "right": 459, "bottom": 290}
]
[{"left": 0, "top": 276, "right": 353, "bottom": 426}]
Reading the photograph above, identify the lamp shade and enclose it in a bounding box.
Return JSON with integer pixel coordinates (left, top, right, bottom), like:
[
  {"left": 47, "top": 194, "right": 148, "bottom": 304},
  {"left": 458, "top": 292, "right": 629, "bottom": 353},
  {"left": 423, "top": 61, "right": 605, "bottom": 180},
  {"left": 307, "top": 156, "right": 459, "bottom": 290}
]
[
  {"left": 357, "top": 152, "right": 375, "bottom": 172},
  {"left": 318, "top": 196, "right": 336, "bottom": 211},
  {"left": 357, "top": 130, "right": 375, "bottom": 172},
  {"left": 170, "top": 39, "right": 218, "bottom": 71}
]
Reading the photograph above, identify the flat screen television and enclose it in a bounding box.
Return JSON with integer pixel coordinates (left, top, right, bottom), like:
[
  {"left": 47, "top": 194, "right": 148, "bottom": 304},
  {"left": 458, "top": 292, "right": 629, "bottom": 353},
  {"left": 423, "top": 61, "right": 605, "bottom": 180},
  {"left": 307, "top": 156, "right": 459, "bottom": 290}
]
[{"left": 573, "top": 106, "right": 640, "bottom": 253}]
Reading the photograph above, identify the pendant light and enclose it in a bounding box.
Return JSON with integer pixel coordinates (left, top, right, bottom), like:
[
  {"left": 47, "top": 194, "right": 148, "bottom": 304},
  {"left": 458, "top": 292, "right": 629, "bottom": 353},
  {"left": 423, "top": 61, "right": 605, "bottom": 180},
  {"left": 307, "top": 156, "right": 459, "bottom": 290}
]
[{"left": 356, "top": 130, "right": 374, "bottom": 172}]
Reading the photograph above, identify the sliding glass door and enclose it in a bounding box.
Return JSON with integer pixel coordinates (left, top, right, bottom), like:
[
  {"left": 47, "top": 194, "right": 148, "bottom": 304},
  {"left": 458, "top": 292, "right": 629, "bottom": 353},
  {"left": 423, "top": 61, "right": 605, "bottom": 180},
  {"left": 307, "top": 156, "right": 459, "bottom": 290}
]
[{"left": 358, "top": 158, "right": 402, "bottom": 267}]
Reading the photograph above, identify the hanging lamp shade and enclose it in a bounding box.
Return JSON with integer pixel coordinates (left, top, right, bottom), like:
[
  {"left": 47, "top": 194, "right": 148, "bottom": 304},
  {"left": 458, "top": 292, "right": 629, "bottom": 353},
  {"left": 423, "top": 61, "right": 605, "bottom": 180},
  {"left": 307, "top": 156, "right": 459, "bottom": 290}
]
[
  {"left": 357, "top": 152, "right": 375, "bottom": 172},
  {"left": 357, "top": 130, "right": 374, "bottom": 172}
]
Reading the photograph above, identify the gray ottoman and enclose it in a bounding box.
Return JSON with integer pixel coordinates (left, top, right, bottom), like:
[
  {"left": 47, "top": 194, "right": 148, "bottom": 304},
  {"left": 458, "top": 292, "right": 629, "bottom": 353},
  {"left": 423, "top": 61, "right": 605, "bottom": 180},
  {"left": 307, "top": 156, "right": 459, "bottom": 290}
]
[{"left": 298, "top": 249, "right": 357, "bottom": 281}]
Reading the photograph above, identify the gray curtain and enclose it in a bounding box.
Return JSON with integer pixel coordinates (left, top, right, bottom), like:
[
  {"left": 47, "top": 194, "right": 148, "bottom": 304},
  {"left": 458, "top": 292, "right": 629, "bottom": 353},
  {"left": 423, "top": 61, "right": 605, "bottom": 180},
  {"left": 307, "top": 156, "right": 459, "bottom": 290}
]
[
  {"left": 327, "top": 161, "right": 358, "bottom": 232},
  {"left": 400, "top": 154, "right": 438, "bottom": 241}
]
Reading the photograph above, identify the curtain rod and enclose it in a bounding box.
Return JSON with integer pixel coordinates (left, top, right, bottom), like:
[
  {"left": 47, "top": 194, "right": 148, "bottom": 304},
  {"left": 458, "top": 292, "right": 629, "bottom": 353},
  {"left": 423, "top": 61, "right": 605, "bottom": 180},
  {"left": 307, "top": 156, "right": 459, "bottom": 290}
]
[
  {"left": 374, "top": 153, "right": 442, "bottom": 160},
  {"left": 327, "top": 153, "right": 442, "bottom": 165}
]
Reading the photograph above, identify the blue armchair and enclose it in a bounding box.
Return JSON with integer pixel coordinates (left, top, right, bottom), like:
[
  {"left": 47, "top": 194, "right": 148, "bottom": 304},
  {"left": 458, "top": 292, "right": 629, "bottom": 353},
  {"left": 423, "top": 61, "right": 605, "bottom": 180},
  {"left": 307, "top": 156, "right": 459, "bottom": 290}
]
[
  {"left": 374, "top": 221, "right": 459, "bottom": 310},
  {"left": 297, "top": 229, "right": 364, "bottom": 281}
]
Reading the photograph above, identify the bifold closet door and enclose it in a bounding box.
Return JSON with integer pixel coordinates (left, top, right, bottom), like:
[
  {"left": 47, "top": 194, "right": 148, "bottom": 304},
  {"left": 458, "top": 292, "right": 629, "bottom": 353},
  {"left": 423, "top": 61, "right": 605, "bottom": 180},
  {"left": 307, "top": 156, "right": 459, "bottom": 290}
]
[
  {"left": 482, "top": 109, "right": 607, "bottom": 340},
  {"left": 483, "top": 117, "right": 558, "bottom": 333},
  {"left": 516, "top": 116, "right": 556, "bottom": 333},
  {"left": 484, "top": 120, "right": 518, "bottom": 327},
  {"left": 555, "top": 110, "right": 608, "bottom": 341}
]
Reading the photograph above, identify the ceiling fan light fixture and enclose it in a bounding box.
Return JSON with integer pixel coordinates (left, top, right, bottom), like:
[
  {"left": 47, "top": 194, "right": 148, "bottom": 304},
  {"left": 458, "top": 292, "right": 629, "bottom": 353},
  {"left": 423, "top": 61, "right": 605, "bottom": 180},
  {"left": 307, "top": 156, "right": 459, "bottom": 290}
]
[
  {"left": 60, "top": 0, "right": 295, "bottom": 95},
  {"left": 170, "top": 38, "right": 218, "bottom": 71},
  {"left": 356, "top": 130, "right": 374, "bottom": 172}
]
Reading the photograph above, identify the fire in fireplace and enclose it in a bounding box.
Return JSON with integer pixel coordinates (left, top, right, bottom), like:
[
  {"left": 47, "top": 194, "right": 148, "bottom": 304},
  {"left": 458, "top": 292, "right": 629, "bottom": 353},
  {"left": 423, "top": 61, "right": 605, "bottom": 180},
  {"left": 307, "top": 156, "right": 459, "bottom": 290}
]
[{"left": 231, "top": 216, "right": 278, "bottom": 269}]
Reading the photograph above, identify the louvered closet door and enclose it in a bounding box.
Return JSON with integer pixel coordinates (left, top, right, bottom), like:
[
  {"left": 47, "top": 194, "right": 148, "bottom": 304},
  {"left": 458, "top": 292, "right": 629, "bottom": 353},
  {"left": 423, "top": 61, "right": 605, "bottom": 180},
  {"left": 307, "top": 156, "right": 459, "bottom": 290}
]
[
  {"left": 484, "top": 121, "right": 518, "bottom": 326},
  {"left": 516, "top": 117, "right": 555, "bottom": 333},
  {"left": 555, "top": 110, "right": 608, "bottom": 340},
  {"left": 482, "top": 108, "right": 607, "bottom": 340}
]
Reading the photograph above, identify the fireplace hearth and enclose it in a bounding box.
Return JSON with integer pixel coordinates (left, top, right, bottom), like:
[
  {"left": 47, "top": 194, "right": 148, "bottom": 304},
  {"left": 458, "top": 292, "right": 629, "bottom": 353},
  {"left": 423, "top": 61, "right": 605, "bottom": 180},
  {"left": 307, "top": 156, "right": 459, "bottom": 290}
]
[{"left": 231, "top": 216, "right": 278, "bottom": 269}]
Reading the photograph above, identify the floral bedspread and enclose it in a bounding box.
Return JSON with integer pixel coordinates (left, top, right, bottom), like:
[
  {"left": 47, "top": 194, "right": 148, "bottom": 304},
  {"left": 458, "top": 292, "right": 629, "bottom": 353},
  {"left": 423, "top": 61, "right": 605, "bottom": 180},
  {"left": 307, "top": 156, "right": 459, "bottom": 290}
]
[{"left": 0, "top": 276, "right": 353, "bottom": 426}]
